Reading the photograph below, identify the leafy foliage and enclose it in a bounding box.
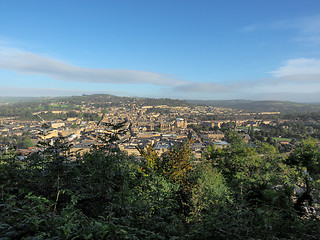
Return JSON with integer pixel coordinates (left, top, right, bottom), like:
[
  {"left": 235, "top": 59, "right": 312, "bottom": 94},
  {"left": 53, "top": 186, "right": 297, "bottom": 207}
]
[{"left": 1, "top": 131, "right": 320, "bottom": 239}]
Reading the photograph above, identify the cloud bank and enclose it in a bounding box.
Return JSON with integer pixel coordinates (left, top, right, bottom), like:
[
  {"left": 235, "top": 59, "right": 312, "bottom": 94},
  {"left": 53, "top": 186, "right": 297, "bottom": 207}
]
[
  {"left": 1, "top": 45, "right": 320, "bottom": 102},
  {"left": 0, "top": 46, "right": 243, "bottom": 95},
  {"left": 270, "top": 58, "right": 320, "bottom": 82},
  {"left": 0, "top": 86, "right": 128, "bottom": 97},
  {"left": 0, "top": 47, "right": 186, "bottom": 86}
]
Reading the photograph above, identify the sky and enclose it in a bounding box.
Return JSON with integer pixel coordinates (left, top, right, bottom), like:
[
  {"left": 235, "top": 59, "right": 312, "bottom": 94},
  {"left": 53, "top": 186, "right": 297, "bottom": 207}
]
[{"left": 1, "top": 0, "right": 320, "bottom": 102}]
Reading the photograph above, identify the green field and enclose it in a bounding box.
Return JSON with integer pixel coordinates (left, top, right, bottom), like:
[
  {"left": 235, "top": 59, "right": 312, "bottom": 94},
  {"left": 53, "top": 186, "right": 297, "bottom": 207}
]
[
  {"left": 273, "top": 137, "right": 292, "bottom": 142},
  {"left": 51, "top": 104, "right": 69, "bottom": 108}
]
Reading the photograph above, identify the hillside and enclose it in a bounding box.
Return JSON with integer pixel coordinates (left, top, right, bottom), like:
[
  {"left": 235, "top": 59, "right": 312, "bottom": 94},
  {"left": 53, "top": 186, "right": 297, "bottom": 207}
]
[
  {"left": 187, "top": 99, "right": 320, "bottom": 113},
  {"left": 2, "top": 95, "right": 320, "bottom": 114},
  {"left": 0, "top": 97, "right": 43, "bottom": 104}
]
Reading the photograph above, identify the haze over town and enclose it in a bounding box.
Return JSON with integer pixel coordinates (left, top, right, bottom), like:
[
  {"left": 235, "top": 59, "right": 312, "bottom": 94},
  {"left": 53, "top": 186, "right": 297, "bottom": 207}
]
[{"left": 1, "top": 0, "right": 320, "bottom": 102}]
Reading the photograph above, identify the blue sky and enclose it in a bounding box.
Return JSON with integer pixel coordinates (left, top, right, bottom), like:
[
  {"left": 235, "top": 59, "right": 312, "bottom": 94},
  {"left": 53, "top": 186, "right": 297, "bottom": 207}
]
[{"left": 1, "top": 0, "right": 320, "bottom": 102}]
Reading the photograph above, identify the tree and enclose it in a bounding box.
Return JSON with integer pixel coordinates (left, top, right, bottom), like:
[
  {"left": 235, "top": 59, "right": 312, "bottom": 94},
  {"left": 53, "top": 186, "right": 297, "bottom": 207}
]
[
  {"left": 23, "top": 137, "right": 34, "bottom": 148},
  {"left": 287, "top": 138, "right": 320, "bottom": 214},
  {"left": 161, "top": 140, "right": 194, "bottom": 187},
  {"left": 136, "top": 143, "right": 160, "bottom": 172},
  {"left": 191, "top": 164, "right": 232, "bottom": 218},
  {"left": 94, "top": 121, "right": 127, "bottom": 153}
]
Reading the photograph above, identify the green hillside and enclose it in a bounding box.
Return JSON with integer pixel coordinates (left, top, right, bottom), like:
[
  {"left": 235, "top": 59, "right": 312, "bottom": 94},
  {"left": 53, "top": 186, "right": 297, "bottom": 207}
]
[{"left": 187, "top": 99, "right": 320, "bottom": 113}]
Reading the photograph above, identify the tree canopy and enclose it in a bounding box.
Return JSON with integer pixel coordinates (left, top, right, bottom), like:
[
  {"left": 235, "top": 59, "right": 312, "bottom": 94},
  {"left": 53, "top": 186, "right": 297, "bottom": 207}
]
[{"left": 1, "top": 132, "right": 320, "bottom": 239}]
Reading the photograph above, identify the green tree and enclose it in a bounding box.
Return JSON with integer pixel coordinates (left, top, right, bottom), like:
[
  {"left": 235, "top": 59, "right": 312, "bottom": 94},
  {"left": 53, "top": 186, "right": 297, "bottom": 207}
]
[
  {"left": 287, "top": 138, "right": 320, "bottom": 214},
  {"left": 136, "top": 143, "right": 161, "bottom": 172},
  {"left": 23, "top": 137, "right": 34, "bottom": 148},
  {"left": 191, "top": 164, "right": 232, "bottom": 219}
]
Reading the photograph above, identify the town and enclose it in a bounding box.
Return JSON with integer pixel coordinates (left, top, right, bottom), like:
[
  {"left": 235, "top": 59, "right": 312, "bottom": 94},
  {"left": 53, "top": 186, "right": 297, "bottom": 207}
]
[
  {"left": 1, "top": 94, "right": 319, "bottom": 158},
  {"left": 2, "top": 95, "right": 320, "bottom": 239}
]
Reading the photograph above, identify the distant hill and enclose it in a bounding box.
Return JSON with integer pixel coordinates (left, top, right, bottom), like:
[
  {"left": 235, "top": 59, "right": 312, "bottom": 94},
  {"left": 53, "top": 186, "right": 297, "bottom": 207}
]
[
  {"left": 52, "top": 94, "right": 191, "bottom": 107},
  {"left": 2, "top": 95, "right": 320, "bottom": 114},
  {"left": 0, "top": 97, "right": 43, "bottom": 104},
  {"left": 0, "top": 94, "right": 191, "bottom": 112},
  {"left": 186, "top": 100, "right": 320, "bottom": 113}
]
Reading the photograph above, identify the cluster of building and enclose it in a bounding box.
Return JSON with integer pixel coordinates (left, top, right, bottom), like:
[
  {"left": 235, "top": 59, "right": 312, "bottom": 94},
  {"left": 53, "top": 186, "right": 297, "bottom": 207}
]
[{"left": 0, "top": 100, "right": 283, "bottom": 159}]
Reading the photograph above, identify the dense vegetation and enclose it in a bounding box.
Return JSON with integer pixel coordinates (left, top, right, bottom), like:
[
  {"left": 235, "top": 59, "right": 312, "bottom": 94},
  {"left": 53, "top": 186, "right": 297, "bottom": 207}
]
[
  {"left": 1, "top": 127, "right": 320, "bottom": 239},
  {"left": 0, "top": 131, "right": 34, "bottom": 149}
]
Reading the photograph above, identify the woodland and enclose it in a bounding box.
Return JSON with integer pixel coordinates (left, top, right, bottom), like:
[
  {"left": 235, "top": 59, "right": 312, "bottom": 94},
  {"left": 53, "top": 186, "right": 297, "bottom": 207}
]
[{"left": 1, "top": 127, "right": 320, "bottom": 239}]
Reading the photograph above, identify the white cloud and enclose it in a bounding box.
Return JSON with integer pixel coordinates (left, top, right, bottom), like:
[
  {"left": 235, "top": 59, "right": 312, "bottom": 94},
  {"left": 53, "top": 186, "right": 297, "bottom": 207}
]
[
  {"left": 0, "top": 86, "right": 128, "bottom": 97},
  {"left": 294, "top": 15, "right": 320, "bottom": 35},
  {"left": 270, "top": 58, "right": 320, "bottom": 82},
  {"left": 274, "top": 15, "right": 320, "bottom": 45},
  {"left": 240, "top": 15, "right": 320, "bottom": 44},
  {"left": 0, "top": 47, "right": 187, "bottom": 86},
  {"left": 1, "top": 43, "right": 320, "bottom": 102}
]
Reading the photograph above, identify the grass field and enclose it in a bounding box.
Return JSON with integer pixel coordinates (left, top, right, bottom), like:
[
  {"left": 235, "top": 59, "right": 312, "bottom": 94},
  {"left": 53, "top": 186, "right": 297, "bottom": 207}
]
[
  {"left": 51, "top": 104, "right": 69, "bottom": 108},
  {"left": 273, "top": 137, "right": 292, "bottom": 142}
]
